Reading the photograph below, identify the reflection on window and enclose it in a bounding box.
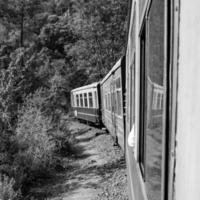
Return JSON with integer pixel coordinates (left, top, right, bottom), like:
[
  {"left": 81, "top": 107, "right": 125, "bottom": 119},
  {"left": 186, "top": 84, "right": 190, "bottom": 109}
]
[{"left": 139, "top": 0, "right": 165, "bottom": 199}]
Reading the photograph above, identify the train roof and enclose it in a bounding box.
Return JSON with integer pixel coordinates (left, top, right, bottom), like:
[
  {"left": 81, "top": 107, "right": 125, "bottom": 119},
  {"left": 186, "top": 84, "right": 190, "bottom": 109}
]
[
  {"left": 71, "top": 82, "right": 99, "bottom": 93},
  {"left": 100, "top": 58, "right": 122, "bottom": 84}
]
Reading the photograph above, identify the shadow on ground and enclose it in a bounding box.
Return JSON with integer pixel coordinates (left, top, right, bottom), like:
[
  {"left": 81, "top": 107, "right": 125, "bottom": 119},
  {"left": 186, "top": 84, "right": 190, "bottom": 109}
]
[{"left": 27, "top": 123, "right": 124, "bottom": 200}]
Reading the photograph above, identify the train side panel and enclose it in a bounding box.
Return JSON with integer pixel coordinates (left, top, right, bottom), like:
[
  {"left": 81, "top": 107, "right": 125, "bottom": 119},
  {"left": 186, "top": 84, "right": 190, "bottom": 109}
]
[
  {"left": 175, "top": 1, "right": 200, "bottom": 200},
  {"left": 73, "top": 107, "right": 100, "bottom": 124},
  {"left": 101, "top": 59, "right": 125, "bottom": 150},
  {"left": 101, "top": 76, "right": 113, "bottom": 136},
  {"left": 71, "top": 83, "right": 101, "bottom": 124},
  {"left": 125, "top": 0, "right": 167, "bottom": 200}
]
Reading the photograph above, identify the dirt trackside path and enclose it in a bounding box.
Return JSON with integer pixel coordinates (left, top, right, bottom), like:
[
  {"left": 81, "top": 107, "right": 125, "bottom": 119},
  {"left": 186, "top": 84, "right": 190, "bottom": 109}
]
[{"left": 29, "top": 120, "right": 128, "bottom": 200}]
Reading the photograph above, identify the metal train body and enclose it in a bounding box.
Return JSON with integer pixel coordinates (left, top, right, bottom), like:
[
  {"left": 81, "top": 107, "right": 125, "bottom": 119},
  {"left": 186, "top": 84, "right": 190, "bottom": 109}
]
[
  {"left": 125, "top": 0, "right": 200, "bottom": 200},
  {"left": 100, "top": 57, "right": 126, "bottom": 150},
  {"left": 71, "top": 0, "right": 200, "bottom": 199},
  {"left": 71, "top": 82, "right": 101, "bottom": 124}
]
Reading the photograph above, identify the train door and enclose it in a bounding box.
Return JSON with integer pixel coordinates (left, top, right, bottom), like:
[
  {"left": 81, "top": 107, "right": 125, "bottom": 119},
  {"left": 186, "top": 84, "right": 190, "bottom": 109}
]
[{"left": 110, "top": 76, "right": 117, "bottom": 143}]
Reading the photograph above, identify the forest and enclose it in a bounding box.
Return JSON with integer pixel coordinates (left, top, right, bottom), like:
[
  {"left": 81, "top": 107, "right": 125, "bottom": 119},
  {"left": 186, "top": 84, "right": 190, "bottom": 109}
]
[{"left": 0, "top": 0, "right": 128, "bottom": 199}]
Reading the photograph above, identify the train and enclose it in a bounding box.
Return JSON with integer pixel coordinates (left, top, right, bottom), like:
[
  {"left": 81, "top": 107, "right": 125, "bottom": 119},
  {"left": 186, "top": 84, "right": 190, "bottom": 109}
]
[
  {"left": 71, "top": 82, "right": 101, "bottom": 124},
  {"left": 71, "top": 0, "right": 200, "bottom": 200}
]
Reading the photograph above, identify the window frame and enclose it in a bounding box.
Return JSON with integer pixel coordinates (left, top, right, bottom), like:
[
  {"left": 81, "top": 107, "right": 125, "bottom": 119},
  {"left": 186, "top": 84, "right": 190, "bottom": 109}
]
[{"left": 138, "top": 21, "right": 146, "bottom": 177}]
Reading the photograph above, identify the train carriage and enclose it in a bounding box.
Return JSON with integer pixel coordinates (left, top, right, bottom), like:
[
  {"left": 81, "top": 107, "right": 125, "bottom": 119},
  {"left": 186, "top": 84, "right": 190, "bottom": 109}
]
[
  {"left": 71, "top": 82, "right": 101, "bottom": 124},
  {"left": 100, "top": 57, "right": 126, "bottom": 150},
  {"left": 125, "top": 0, "right": 200, "bottom": 200},
  {"left": 70, "top": 0, "right": 200, "bottom": 199}
]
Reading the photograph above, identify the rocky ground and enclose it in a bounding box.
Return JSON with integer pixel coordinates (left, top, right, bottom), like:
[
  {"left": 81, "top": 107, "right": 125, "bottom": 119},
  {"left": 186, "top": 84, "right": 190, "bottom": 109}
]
[{"left": 29, "top": 120, "right": 128, "bottom": 200}]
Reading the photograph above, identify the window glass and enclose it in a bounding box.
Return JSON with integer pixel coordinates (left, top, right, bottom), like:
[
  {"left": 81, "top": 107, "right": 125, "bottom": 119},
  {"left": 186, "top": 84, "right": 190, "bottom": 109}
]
[
  {"left": 116, "top": 78, "right": 121, "bottom": 89},
  {"left": 111, "top": 92, "right": 114, "bottom": 112},
  {"left": 89, "top": 92, "right": 93, "bottom": 108},
  {"left": 95, "top": 91, "right": 98, "bottom": 108},
  {"left": 117, "top": 90, "right": 122, "bottom": 115},
  {"left": 139, "top": 0, "right": 165, "bottom": 199},
  {"left": 84, "top": 93, "right": 88, "bottom": 107},
  {"left": 115, "top": 92, "right": 118, "bottom": 114},
  {"left": 80, "top": 94, "right": 83, "bottom": 107},
  {"left": 76, "top": 94, "right": 79, "bottom": 107},
  {"left": 115, "top": 78, "right": 122, "bottom": 116},
  {"left": 104, "top": 94, "right": 107, "bottom": 109}
]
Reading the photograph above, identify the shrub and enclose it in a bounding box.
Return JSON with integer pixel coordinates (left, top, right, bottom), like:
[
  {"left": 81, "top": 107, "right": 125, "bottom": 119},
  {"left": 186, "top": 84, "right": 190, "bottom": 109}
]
[
  {"left": 14, "top": 93, "right": 55, "bottom": 190},
  {"left": 13, "top": 89, "right": 75, "bottom": 193},
  {"left": 0, "top": 175, "right": 20, "bottom": 200}
]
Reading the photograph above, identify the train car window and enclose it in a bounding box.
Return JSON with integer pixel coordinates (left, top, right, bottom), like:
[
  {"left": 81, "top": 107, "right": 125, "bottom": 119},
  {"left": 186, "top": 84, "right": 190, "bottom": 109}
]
[
  {"left": 89, "top": 92, "right": 93, "bottom": 108},
  {"left": 80, "top": 94, "right": 83, "bottom": 107},
  {"left": 116, "top": 78, "right": 122, "bottom": 116},
  {"left": 139, "top": 0, "right": 165, "bottom": 199},
  {"left": 104, "top": 94, "right": 107, "bottom": 110},
  {"left": 117, "top": 91, "right": 122, "bottom": 115},
  {"left": 108, "top": 93, "right": 111, "bottom": 111},
  {"left": 95, "top": 91, "right": 98, "bottom": 108},
  {"left": 84, "top": 93, "right": 88, "bottom": 107},
  {"left": 111, "top": 92, "right": 114, "bottom": 112},
  {"left": 116, "top": 78, "right": 121, "bottom": 89},
  {"left": 76, "top": 94, "right": 79, "bottom": 107},
  {"left": 115, "top": 92, "right": 118, "bottom": 114},
  {"left": 139, "top": 23, "right": 146, "bottom": 175}
]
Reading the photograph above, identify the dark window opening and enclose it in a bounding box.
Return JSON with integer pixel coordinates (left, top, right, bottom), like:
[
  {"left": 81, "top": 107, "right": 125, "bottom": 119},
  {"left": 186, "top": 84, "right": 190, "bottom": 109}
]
[{"left": 84, "top": 93, "right": 88, "bottom": 107}]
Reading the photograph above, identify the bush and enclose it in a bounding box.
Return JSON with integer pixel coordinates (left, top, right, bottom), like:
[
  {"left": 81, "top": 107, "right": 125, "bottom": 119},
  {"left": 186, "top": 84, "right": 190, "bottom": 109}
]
[
  {"left": 0, "top": 175, "right": 20, "bottom": 200},
  {"left": 12, "top": 90, "right": 75, "bottom": 194},
  {"left": 14, "top": 93, "right": 55, "bottom": 190}
]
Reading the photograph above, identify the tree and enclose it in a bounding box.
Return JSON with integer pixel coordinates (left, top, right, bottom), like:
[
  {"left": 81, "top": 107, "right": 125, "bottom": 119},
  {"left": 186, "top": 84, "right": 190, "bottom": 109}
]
[{"left": 0, "top": 0, "right": 128, "bottom": 196}]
